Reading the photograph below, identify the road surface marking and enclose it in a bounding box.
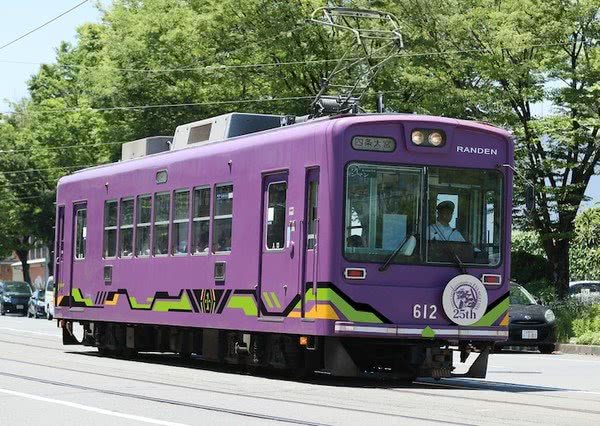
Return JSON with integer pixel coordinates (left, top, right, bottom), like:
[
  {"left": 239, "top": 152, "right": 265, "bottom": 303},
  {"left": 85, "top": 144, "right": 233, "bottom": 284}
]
[
  {"left": 0, "top": 387, "right": 189, "bottom": 426},
  {"left": 0, "top": 327, "right": 58, "bottom": 337}
]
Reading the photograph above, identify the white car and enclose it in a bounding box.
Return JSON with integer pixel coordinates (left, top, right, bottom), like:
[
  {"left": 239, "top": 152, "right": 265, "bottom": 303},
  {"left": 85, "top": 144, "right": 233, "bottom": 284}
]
[
  {"left": 569, "top": 281, "right": 600, "bottom": 304},
  {"left": 45, "top": 276, "right": 55, "bottom": 320}
]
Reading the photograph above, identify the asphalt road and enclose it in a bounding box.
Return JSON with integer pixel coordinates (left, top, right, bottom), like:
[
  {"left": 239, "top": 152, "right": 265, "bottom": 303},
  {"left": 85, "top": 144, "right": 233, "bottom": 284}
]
[{"left": 1, "top": 315, "right": 599, "bottom": 425}]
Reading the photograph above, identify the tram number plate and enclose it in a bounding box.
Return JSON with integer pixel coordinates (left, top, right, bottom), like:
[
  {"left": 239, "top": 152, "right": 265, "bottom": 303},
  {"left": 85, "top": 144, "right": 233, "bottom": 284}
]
[
  {"left": 522, "top": 330, "right": 538, "bottom": 339},
  {"left": 16, "top": 305, "right": 24, "bottom": 309}
]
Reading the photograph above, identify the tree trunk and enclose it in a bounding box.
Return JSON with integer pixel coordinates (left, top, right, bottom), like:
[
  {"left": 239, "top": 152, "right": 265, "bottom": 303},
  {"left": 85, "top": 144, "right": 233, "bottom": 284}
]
[
  {"left": 15, "top": 248, "right": 31, "bottom": 285},
  {"left": 547, "top": 239, "right": 571, "bottom": 300}
]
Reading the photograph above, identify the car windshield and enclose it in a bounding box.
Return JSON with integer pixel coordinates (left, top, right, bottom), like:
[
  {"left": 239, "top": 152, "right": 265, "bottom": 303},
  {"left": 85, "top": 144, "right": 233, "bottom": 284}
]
[
  {"left": 344, "top": 163, "right": 503, "bottom": 266},
  {"left": 4, "top": 282, "right": 30, "bottom": 293},
  {"left": 510, "top": 285, "right": 537, "bottom": 305}
]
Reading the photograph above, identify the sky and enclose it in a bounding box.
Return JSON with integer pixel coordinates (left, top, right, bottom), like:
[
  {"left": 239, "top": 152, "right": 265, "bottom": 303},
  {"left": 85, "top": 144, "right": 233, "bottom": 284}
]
[{"left": 0, "top": 1, "right": 598, "bottom": 208}]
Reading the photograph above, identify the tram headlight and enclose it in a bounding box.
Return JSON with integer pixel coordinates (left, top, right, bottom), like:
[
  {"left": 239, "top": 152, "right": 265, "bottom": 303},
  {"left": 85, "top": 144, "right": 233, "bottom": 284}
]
[
  {"left": 411, "top": 129, "right": 446, "bottom": 147},
  {"left": 428, "top": 131, "right": 444, "bottom": 146},
  {"left": 411, "top": 130, "right": 425, "bottom": 145}
]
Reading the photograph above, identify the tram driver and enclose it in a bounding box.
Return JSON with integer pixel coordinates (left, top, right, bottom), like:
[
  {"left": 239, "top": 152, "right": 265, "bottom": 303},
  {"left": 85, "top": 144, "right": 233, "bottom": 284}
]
[{"left": 428, "top": 200, "right": 466, "bottom": 242}]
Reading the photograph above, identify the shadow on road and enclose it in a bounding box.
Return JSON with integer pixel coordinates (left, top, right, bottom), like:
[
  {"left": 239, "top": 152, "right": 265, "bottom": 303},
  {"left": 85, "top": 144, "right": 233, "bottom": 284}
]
[{"left": 65, "top": 349, "right": 569, "bottom": 393}]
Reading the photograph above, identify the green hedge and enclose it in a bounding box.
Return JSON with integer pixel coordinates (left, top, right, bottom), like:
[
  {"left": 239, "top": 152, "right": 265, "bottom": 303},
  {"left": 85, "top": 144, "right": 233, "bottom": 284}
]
[{"left": 572, "top": 304, "right": 600, "bottom": 345}]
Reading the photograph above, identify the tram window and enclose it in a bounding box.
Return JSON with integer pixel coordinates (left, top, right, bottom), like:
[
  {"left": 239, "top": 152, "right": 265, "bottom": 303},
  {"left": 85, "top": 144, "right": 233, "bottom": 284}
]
[
  {"left": 213, "top": 183, "right": 233, "bottom": 253},
  {"left": 427, "top": 167, "right": 502, "bottom": 266},
  {"left": 344, "top": 163, "right": 422, "bottom": 264},
  {"left": 266, "top": 181, "right": 287, "bottom": 250},
  {"left": 74, "top": 208, "right": 87, "bottom": 260},
  {"left": 103, "top": 200, "right": 118, "bottom": 258},
  {"left": 172, "top": 189, "right": 190, "bottom": 255},
  {"left": 153, "top": 192, "right": 170, "bottom": 255},
  {"left": 119, "top": 198, "right": 134, "bottom": 257},
  {"left": 307, "top": 180, "right": 318, "bottom": 250},
  {"left": 136, "top": 195, "right": 152, "bottom": 256},
  {"left": 192, "top": 186, "right": 210, "bottom": 255}
]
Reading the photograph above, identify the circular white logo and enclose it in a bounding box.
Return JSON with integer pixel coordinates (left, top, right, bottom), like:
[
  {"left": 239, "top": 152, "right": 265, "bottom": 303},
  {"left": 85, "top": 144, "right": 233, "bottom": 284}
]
[{"left": 442, "top": 275, "right": 488, "bottom": 326}]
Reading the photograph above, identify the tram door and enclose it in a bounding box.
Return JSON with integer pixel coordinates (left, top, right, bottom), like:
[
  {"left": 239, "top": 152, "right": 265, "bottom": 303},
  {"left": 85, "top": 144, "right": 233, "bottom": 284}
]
[
  {"left": 54, "top": 206, "right": 65, "bottom": 293},
  {"left": 258, "top": 172, "right": 295, "bottom": 316},
  {"left": 302, "top": 168, "right": 320, "bottom": 317},
  {"left": 69, "top": 203, "right": 87, "bottom": 307}
]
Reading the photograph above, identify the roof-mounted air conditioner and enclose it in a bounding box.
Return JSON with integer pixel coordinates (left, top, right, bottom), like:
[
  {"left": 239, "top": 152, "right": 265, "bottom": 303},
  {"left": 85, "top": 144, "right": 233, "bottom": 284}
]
[{"left": 171, "top": 112, "right": 283, "bottom": 150}]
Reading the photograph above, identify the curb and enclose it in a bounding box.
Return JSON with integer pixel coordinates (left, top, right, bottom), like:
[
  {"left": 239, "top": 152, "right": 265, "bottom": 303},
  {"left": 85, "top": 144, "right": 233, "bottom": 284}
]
[{"left": 557, "top": 343, "right": 600, "bottom": 356}]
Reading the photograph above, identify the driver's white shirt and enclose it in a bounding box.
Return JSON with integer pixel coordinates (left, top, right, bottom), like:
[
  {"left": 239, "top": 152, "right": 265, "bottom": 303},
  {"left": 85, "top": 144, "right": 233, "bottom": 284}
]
[{"left": 428, "top": 222, "right": 466, "bottom": 242}]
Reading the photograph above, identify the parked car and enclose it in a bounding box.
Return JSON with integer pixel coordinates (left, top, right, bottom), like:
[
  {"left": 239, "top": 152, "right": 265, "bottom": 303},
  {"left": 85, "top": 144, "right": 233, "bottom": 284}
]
[
  {"left": 569, "top": 281, "right": 600, "bottom": 304},
  {"left": 27, "top": 289, "right": 46, "bottom": 318},
  {"left": 0, "top": 281, "right": 32, "bottom": 316},
  {"left": 45, "top": 276, "right": 55, "bottom": 320},
  {"left": 495, "top": 282, "right": 557, "bottom": 354}
]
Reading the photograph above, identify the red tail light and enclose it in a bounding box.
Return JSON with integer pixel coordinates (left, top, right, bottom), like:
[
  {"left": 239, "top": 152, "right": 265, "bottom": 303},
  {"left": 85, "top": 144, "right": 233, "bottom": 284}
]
[
  {"left": 481, "top": 274, "right": 501, "bottom": 285},
  {"left": 344, "top": 268, "right": 366, "bottom": 280}
]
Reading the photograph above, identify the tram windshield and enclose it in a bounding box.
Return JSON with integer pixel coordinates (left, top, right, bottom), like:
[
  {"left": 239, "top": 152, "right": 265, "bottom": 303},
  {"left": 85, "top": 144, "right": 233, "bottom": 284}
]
[{"left": 344, "top": 163, "right": 502, "bottom": 267}]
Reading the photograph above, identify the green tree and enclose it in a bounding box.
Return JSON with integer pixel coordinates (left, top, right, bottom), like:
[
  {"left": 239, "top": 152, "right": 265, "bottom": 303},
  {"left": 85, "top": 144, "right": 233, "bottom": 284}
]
[{"left": 384, "top": 0, "right": 600, "bottom": 298}]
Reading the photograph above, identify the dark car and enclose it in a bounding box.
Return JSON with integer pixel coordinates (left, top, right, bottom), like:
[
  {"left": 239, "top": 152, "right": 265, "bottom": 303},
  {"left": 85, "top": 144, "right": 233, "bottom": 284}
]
[
  {"left": 495, "top": 282, "right": 557, "bottom": 354},
  {"left": 27, "top": 289, "right": 46, "bottom": 318},
  {"left": 0, "top": 281, "right": 32, "bottom": 316}
]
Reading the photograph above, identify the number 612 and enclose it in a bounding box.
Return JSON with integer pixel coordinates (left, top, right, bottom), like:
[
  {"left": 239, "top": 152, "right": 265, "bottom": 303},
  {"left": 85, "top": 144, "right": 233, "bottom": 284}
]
[{"left": 412, "top": 304, "right": 438, "bottom": 319}]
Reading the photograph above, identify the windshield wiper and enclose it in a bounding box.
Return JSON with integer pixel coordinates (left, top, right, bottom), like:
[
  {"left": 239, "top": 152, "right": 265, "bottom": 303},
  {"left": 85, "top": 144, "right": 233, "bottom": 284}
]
[
  {"left": 449, "top": 249, "right": 467, "bottom": 274},
  {"left": 430, "top": 227, "right": 467, "bottom": 274},
  {"left": 378, "top": 235, "right": 410, "bottom": 272}
]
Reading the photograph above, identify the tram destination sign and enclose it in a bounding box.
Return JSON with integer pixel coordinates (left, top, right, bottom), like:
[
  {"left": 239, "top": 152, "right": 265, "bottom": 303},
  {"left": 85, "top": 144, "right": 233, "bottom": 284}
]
[{"left": 351, "top": 136, "right": 396, "bottom": 152}]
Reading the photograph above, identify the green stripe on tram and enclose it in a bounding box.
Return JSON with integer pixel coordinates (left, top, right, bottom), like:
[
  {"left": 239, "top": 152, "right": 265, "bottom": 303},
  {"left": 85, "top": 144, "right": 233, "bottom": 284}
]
[
  {"left": 307, "top": 288, "right": 383, "bottom": 324},
  {"left": 71, "top": 289, "right": 93, "bottom": 306},
  {"left": 227, "top": 295, "right": 258, "bottom": 316},
  {"left": 152, "top": 292, "right": 192, "bottom": 312},
  {"left": 472, "top": 296, "right": 510, "bottom": 327}
]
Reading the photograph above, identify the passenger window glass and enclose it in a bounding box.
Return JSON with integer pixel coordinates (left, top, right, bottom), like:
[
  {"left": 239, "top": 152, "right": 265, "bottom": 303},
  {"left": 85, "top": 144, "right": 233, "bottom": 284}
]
[
  {"left": 153, "top": 192, "right": 170, "bottom": 255},
  {"left": 119, "top": 198, "right": 134, "bottom": 257},
  {"left": 172, "top": 190, "right": 190, "bottom": 255},
  {"left": 103, "top": 200, "right": 118, "bottom": 258},
  {"left": 307, "top": 180, "right": 318, "bottom": 250},
  {"left": 136, "top": 195, "right": 151, "bottom": 256},
  {"left": 75, "top": 208, "right": 87, "bottom": 259},
  {"left": 266, "top": 182, "right": 287, "bottom": 250},
  {"left": 192, "top": 187, "right": 210, "bottom": 255},
  {"left": 213, "top": 184, "right": 233, "bottom": 252}
]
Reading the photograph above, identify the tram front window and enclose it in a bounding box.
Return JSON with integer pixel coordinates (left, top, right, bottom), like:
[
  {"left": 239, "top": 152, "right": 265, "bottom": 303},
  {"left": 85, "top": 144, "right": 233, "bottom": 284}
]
[
  {"left": 427, "top": 167, "right": 502, "bottom": 266},
  {"left": 344, "top": 163, "right": 503, "bottom": 267},
  {"left": 344, "top": 163, "right": 422, "bottom": 264}
]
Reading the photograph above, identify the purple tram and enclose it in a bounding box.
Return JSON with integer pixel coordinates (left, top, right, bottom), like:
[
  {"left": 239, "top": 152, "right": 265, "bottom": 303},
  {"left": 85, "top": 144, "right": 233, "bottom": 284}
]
[{"left": 54, "top": 113, "right": 512, "bottom": 379}]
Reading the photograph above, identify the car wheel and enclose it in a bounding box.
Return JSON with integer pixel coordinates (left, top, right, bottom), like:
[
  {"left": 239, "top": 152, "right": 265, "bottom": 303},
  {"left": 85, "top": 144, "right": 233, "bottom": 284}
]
[
  {"left": 539, "top": 344, "right": 555, "bottom": 354},
  {"left": 0, "top": 302, "right": 4, "bottom": 315},
  {"left": 27, "top": 310, "right": 33, "bottom": 318},
  {"left": 47, "top": 313, "right": 53, "bottom": 321}
]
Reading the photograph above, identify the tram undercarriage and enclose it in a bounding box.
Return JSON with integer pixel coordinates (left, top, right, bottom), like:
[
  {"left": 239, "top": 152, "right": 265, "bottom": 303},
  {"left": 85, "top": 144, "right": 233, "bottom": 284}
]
[{"left": 62, "top": 320, "right": 490, "bottom": 380}]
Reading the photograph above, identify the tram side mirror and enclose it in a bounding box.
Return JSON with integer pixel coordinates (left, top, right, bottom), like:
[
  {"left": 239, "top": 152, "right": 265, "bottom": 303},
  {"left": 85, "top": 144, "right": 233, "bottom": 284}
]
[{"left": 525, "top": 185, "right": 535, "bottom": 212}]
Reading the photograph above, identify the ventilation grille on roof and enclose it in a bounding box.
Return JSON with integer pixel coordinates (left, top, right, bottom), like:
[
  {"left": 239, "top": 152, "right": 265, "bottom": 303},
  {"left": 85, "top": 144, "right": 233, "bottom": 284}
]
[{"left": 188, "top": 124, "right": 212, "bottom": 144}]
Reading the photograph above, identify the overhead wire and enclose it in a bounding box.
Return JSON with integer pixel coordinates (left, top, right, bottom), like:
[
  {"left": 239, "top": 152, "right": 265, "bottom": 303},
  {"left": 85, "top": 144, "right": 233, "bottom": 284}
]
[
  {"left": 1, "top": 95, "right": 314, "bottom": 115},
  {"left": 0, "top": 41, "right": 586, "bottom": 116},
  {"left": 0, "top": 163, "right": 105, "bottom": 175},
  {"left": 0, "top": 41, "right": 576, "bottom": 74},
  {"left": 0, "top": 0, "right": 90, "bottom": 52}
]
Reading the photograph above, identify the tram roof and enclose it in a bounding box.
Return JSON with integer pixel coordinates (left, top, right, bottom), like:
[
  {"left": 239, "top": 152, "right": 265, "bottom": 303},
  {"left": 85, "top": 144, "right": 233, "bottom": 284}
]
[{"left": 58, "top": 113, "right": 511, "bottom": 186}]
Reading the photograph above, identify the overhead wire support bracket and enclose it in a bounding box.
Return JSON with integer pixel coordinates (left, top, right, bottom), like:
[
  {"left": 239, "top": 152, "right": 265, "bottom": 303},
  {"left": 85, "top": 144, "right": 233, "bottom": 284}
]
[{"left": 309, "top": 7, "right": 404, "bottom": 116}]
